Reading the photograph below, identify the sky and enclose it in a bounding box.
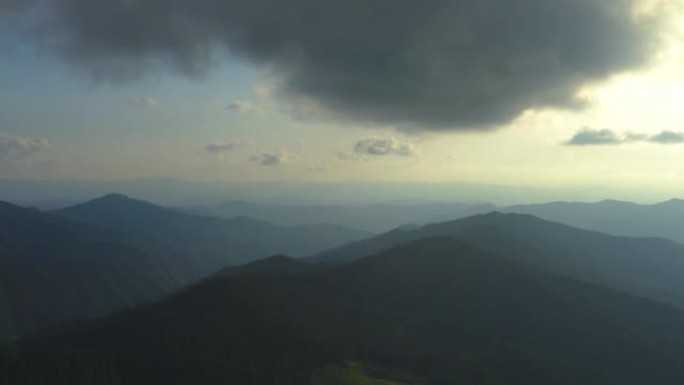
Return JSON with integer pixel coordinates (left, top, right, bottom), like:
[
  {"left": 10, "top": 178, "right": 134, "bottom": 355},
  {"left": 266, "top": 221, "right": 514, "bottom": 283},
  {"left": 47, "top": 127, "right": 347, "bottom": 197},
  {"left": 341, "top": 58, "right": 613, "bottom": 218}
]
[{"left": 2, "top": 0, "right": 684, "bottom": 203}]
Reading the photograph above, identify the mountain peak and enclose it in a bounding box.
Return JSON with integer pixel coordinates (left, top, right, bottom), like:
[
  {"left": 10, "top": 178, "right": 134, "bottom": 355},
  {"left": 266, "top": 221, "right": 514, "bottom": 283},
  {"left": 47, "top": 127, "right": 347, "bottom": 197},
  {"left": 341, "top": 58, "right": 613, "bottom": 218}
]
[
  {"left": 90, "top": 193, "right": 152, "bottom": 206},
  {"left": 100, "top": 192, "right": 131, "bottom": 200},
  {"left": 218, "top": 254, "right": 321, "bottom": 277},
  {"left": 597, "top": 199, "right": 632, "bottom": 206},
  {"left": 655, "top": 198, "right": 684, "bottom": 207},
  {"left": 456, "top": 211, "right": 538, "bottom": 223},
  {"left": 59, "top": 193, "right": 162, "bottom": 213},
  {"left": 51, "top": 193, "right": 168, "bottom": 227}
]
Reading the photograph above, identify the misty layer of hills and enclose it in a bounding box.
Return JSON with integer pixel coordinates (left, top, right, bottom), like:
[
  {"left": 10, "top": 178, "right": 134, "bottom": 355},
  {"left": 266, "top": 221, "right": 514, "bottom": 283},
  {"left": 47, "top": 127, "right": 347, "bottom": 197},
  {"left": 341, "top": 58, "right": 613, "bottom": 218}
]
[
  {"left": 53, "top": 194, "right": 370, "bottom": 265},
  {"left": 5, "top": 193, "right": 684, "bottom": 384},
  {"left": 0, "top": 194, "right": 368, "bottom": 340},
  {"left": 502, "top": 199, "right": 684, "bottom": 243},
  {"left": 4, "top": 238, "right": 684, "bottom": 384},
  {"left": 189, "top": 198, "right": 684, "bottom": 242},
  {"left": 311, "top": 212, "right": 684, "bottom": 308},
  {"left": 187, "top": 200, "right": 496, "bottom": 233}
]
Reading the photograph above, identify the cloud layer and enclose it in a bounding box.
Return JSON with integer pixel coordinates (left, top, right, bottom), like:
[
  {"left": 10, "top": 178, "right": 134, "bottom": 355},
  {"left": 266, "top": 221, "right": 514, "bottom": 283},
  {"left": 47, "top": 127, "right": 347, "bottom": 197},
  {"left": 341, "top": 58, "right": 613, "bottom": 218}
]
[
  {"left": 17, "top": 0, "right": 665, "bottom": 131},
  {"left": 565, "top": 128, "right": 684, "bottom": 146},
  {"left": 249, "top": 151, "right": 287, "bottom": 166},
  {"left": 354, "top": 137, "right": 415, "bottom": 157},
  {"left": 0, "top": 131, "right": 51, "bottom": 162},
  {"left": 226, "top": 100, "right": 264, "bottom": 115},
  {"left": 205, "top": 142, "right": 239, "bottom": 154}
]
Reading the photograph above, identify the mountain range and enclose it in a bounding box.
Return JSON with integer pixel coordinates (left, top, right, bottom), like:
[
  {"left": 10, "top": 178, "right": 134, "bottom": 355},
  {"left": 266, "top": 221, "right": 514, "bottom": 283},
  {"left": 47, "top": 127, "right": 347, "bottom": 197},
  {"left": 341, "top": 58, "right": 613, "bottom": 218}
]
[
  {"left": 188, "top": 198, "right": 684, "bottom": 243},
  {"left": 310, "top": 212, "right": 684, "bottom": 309},
  {"left": 501, "top": 199, "right": 684, "bottom": 243},
  {"left": 4, "top": 237, "right": 684, "bottom": 384},
  {"left": 0, "top": 194, "right": 369, "bottom": 341},
  {"left": 0, "top": 200, "right": 183, "bottom": 341},
  {"left": 53, "top": 193, "right": 370, "bottom": 265},
  {"left": 6, "top": 194, "right": 684, "bottom": 384},
  {"left": 187, "top": 200, "right": 495, "bottom": 233}
]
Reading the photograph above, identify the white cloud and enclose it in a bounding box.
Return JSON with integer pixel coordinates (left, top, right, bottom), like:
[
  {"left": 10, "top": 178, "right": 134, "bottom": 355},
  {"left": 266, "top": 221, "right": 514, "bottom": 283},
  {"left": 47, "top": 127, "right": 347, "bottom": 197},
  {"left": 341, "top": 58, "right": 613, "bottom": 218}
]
[
  {"left": 565, "top": 128, "right": 684, "bottom": 146},
  {"left": 335, "top": 151, "right": 360, "bottom": 162},
  {"left": 248, "top": 150, "right": 288, "bottom": 166},
  {"left": 205, "top": 141, "right": 240, "bottom": 154},
  {"left": 307, "top": 164, "right": 329, "bottom": 172},
  {"left": 226, "top": 100, "right": 264, "bottom": 115},
  {"left": 130, "top": 96, "right": 156, "bottom": 109},
  {"left": 0, "top": 131, "right": 51, "bottom": 164},
  {"left": 353, "top": 137, "right": 416, "bottom": 157}
]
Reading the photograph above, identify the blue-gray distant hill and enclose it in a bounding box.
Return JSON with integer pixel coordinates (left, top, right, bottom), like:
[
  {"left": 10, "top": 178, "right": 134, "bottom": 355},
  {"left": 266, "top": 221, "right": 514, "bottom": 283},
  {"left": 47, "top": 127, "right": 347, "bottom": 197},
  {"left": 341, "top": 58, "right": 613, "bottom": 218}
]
[
  {"left": 53, "top": 194, "right": 371, "bottom": 267},
  {"left": 0, "top": 194, "right": 369, "bottom": 341},
  {"left": 501, "top": 199, "right": 684, "bottom": 243},
  {"left": 0, "top": 201, "right": 187, "bottom": 342},
  {"left": 310, "top": 212, "right": 684, "bottom": 309},
  {"left": 5, "top": 237, "right": 684, "bottom": 384},
  {"left": 188, "top": 200, "right": 495, "bottom": 232}
]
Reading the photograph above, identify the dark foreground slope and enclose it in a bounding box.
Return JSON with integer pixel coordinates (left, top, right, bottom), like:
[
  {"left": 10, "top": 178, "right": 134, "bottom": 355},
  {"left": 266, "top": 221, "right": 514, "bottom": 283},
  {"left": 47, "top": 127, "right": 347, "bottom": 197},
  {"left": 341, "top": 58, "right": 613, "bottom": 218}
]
[
  {"left": 4, "top": 238, "right": 684, "bottom": 385},
  {"left": 311, "top": 212, "right": 684, "bottom": 308},
  {"left": 54, "top": 194, "right": 370, "bottom": 271},
  {"left": 0, "top": 201, "right": 186, "bottom": 341}
]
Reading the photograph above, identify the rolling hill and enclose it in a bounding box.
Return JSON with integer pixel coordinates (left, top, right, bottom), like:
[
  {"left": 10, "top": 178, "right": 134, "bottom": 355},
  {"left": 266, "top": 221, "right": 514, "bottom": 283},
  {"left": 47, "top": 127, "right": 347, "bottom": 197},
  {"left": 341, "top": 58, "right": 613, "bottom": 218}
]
[
  {"left": 0, "top": 194, "right": 368, "bottom": 342},
  {"left": 310, "top": 212, "right": 684, "bottom": 308},
  {"left": 53, "top": 193, "right": 371, "bottom": 270},
  {"left": 0, "top": 201, "right": 186, "bottom": 342},
  {"left": 501, "top": 199, "right": 684, "bottom": 243},
  {"left": 4, "top": 237, "right": 684, "bottom": 384},
  {"left": 187, "top": 200, "right": 495, "bottom": 232}
]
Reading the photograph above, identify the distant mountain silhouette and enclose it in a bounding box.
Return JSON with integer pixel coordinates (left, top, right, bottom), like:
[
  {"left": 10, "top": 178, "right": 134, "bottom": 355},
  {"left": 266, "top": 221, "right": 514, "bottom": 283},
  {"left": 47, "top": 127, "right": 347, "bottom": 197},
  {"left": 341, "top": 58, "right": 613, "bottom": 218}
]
[
  {"left": 5, "top": 237, "right": 684, "bottom": 384},
  {"left": 0, "top": 194, "right": 368, "bottom": 342},
  {"left": 53, "top": 193, "right": 370, "bottom": 271},
  {"left": 217, "top": 254, "right": 326, "bottom": 277},
  {"left": 187, "top": 200, "right": 495, "bottom": 232},
  {"left": 310, "top": 212, "right": 684, "bottom": 308},
  {"left": 0, "top": 201, "right": 185, "bottom": 342},
  {"left": 501, "top": 199, "right": 684, "bottom": 243}
]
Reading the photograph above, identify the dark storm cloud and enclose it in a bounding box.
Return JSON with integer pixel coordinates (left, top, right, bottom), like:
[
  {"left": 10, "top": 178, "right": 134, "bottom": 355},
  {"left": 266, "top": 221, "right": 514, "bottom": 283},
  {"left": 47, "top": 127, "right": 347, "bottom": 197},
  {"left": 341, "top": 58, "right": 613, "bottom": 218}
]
[
  {"left": 30, "top": 0, "right": 665, "bottom": 130},
  {"left": 565, "top": 128, "right": 684, "bottom": 146}
]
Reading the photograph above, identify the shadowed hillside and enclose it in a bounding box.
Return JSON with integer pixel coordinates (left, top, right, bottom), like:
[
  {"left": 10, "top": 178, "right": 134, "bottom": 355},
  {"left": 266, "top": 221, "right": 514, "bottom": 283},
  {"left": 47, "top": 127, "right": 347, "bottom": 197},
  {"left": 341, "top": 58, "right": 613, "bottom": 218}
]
[
  {"left": 54, "top": 194, "right": 371, "bottom": 268},
  {"left": 0, "top": 201, "right": 184, "bottom": 341},
  {"left": 0, "top": 193, "right": 372, "bottom": 342},
  {"left": 310, "top": 212, "right": 684, "bottom": 308},
  {"left": 4, "top": 238, "right": 684, "bottom": 384}
]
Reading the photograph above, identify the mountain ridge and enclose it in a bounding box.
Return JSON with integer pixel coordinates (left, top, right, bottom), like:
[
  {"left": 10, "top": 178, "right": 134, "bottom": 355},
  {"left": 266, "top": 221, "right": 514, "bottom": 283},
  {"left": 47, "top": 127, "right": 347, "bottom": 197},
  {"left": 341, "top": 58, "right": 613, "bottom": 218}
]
[
  {"left": 0, "top": 201, "right": 185, "bottom": 341},
  {"left": 501, "top": 199, "right": 684, "bottom": 243},
  {"left": 310, "top": 212, "right": 684, "bottom": 309},
  {"left": 5, "top": 236, "right": 684, "bottom": 384},
  {"left": 53, "top": 193, "right": 371, "bottom": 269}
]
